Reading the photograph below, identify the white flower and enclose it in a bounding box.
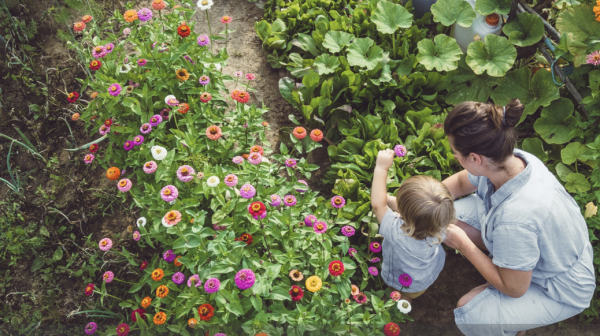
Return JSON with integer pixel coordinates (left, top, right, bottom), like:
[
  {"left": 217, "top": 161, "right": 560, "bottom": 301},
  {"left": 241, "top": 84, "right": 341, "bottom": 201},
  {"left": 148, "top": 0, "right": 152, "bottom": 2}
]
[
  {"left": 119, "top": 64, "right": 132, "bottom": 73},
  {"left": 136, "top": 217, "right": 146, "bottom": 227},
  {"left": 397, "top": 299, "right": 412, "bottom": 314},
  {"left": 164, "top": 95, "right": 176, "bottom": 105},
  {"left": 261, "top": 157, "right": 270, "bottom": 164},
  {"left": 202, "top": 62, "right": 221, "bottom": 71},
  {"left": 196, "top": 0, "right": 213, "bottom": 10},
  {"left": 207, "top": 176, "right": 220, "bottom": 187},
  {"left": 162, "top": 216, "right": 173, "bottom": 227},
  {"left": 151, "top": 146, "right": 168, "bottom": 160},
  {"left": 225, "top": 188, "right": 240, "bottom": 200}
]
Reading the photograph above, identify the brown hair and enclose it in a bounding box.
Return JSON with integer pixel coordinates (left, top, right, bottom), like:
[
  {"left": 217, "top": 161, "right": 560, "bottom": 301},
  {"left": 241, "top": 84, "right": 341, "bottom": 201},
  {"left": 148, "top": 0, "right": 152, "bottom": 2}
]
[
  {"left": 395, "top": 175, "right": 455, "bottom": 242},
  {"left": 443, "top": 99, "right": 524, "bottom": 165}
]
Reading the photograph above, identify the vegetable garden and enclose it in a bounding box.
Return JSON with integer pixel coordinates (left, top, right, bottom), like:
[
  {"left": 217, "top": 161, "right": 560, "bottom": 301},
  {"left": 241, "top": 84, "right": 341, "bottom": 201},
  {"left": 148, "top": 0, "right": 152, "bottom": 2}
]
[{"left": 1, "top": 0, "right": 600, "bottom": 334}]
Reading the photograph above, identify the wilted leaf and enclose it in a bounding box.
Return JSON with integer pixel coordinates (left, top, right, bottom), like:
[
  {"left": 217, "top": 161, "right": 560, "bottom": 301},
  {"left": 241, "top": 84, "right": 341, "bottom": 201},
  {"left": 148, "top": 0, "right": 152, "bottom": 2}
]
[
  {"left": 585, "top": 202, "right": 598, "bottom": 218},
  {"left": 466, "top": 34, "right": 516, "bottom": 77},
  {"left": 533, "top": 98, "right": 578, "bottom": 144},
  {"left": 503, "top": 12, "right": 545, "bottom": 47},
  {"left": 416, "top": 35, "right": 463, "bottom": 72},
  {"left": 371, "top": 0, "right": 413, "bottom": 34},
  {"left": 431, "top": 0, "right": 476, "bottom": 27}
]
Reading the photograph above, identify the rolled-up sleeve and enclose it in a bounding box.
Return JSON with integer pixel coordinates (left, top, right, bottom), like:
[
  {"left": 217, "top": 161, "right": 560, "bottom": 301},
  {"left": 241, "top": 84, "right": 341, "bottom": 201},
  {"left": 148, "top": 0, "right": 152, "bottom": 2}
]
[
  {"left": 378, "top": 209, "right": 397, "bottom": 238},
  {"left": 491, "top": 224, "right": 540, "bottom": 271},
  {"left": 468, "top": 173, "right": 481, "bottom": 188}
]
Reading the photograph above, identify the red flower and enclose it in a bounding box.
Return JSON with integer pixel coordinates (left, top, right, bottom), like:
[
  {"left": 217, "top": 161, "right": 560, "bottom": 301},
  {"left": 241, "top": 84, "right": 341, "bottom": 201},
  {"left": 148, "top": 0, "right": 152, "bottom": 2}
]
[
  {"left": 104, "top": 119, "right": 113, "bottom": 127},
  {"left": 67, "top": 92, "right": 79, "bottom": 103},
  {"left": 140, "top": 261, "right": 148, "bottom": 270},
  {"left": 231, "top": 90, "right": 240, "bottom": 100},
  {"left": 200, "top": 92, "right": 212, "bottom": 103},
  {"left": 89, "top": 144, "right": 98, "bottom": 153},
  {"left": 198, "top": 303, "right": 214, "bottom": 321},
  {"left": 292, "top": 127, "right": 306, "bottom": 139},
  {"left": 248, "top": 201, "right": 266, "bottom": 218},
  {"left": 131, "top": 308, "right": 146, "bottom": 322},
  {"left": 84, "top": 283, "right": 94, "bottom": 296},
  {"left": 289, "top": 285, "right": 304, "bottom": 302},
  {"left": 328, "top": 260, "right": 345, "bottom": 276},
  {"left": 177, "top": 23, "right": 191, "bottom": 37},
  {"left": 235, "top": 233, "right": 253, "bottom": 246},
  {"left": 310, "top": 129, "right": 323, "bottom": 141},
  {"left": 178, "top": 103, "right": 190, "bottom": 114},
  {"left": 250, "top": 145, "right": 264, "bottom": 156},
  {"left": 384, "top": 322, "right": 401, "bottom": 336},
  {"left": 234, "top": 91, "right": 250, "bottom": 104},
  {"left": 116, "top": 323, "right": 130, "bottom": 336},
  {"left": 90, "top": 60, "right": 101, "bottom": 70}
]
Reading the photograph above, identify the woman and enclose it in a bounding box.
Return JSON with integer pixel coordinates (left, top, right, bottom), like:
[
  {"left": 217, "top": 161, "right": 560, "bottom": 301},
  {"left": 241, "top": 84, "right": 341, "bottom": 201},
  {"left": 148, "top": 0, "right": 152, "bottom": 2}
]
[{"left": 441, "top": 99, "right": 595, "bottom": 336}]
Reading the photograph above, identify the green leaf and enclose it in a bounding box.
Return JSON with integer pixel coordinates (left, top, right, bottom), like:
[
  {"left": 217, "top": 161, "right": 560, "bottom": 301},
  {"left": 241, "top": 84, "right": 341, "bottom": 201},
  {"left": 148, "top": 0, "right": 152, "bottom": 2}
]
[
  {"left": 371, "top": 0, "right": 413, "bottom": 34},
  {"left": 565, "top": 173, "right": 591, "bottom": 193},
  {"left": 491, "top": 67, "right": 560, "bottom": 122},
  {"left": 322, "top": 31, "right": 354, "bottom": 53},
  {"left": 502, "top": 12, "right": 545, "bottom": 47},
  {"left": 555, "top": 162, "right": 573, "bottom": 182},
  {"left": 31, "top": 256, "right": 45, "bottom": 272},
  {"left": 416, "top": 35, "right": 463, "bottom": 72},
  {"left": 561, "top": 142, "right": 590, "bottom": 165},
  {"left": 314, "top": 54, "right": 341, "bottom": 75},
  {"left": 446, "top": 54, "right": 499, "bottom": 104},
  {"left": 255, "top": 21, "right": 271, "bottom": 41},
  {"left": 347, "top": 38, "right": 384, "bottom": 71},
  {"left": 474, "top": 0, "right": 511, "bottom": 15},
  {"left": 431, "top": 0, "right": 477, "bottom": 27},
  {"left": 279, "top": 77, "right": 298, "bottom": 109},
  {"left": 53, "top": 247, "right": 63, "bottom": 261},
  {"left": 466, "top": 34, "right": 516, "bottom": 77},
  {"left": 533, "top": 98, "right": 578, "bottom": 144},
  {"left": 556, "top": 3, "right": 600, "bottom": 67},
  {"left": 521, "top": 138, "right": 548, "bottom": 162}
]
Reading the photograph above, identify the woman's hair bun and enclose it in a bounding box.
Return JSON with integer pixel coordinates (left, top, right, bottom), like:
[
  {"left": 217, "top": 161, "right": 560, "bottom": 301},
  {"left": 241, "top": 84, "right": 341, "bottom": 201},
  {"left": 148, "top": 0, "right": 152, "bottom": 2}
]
[{"left": 502, "top": 99, "right": 524, "bottom": 128}]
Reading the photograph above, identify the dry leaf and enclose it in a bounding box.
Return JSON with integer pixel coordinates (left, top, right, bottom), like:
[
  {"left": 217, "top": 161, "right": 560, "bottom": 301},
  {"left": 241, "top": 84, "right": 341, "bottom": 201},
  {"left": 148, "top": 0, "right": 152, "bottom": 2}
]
[{"left": 584, "top": 202, "right": 597, "bottom": 219}]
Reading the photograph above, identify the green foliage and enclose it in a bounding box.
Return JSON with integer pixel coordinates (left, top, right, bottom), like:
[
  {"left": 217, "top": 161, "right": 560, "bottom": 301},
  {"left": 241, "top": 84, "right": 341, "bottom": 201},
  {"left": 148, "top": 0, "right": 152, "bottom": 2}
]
[
  {"left": 474, "top": 0, "right": 512, "bottom": 15},
  {"left": 430, "top": 0, "right": 476, "bottom": 27},
  {"left": 556, "top": 3, "right": 600, "bottom": 67},
  {"left": 416, "top": 34, "right": 463, "bottom": 72},
  {"left": 465, "top": 34, "right": 517, "bottom": 77},
  {"left": 502, "top": 12, "right": 545, "bottom": 47},
  {"left": 371, "top": 0, "right": 413, "bottom": 34}
]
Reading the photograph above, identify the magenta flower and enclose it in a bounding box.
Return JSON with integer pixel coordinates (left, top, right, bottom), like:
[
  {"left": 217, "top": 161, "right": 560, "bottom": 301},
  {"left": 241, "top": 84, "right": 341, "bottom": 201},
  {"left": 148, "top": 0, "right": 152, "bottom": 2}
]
[
  {"left": 84, "top": 322, "right": 98, "bottom": 335},
  {"left": 235, "top": 269, "right": 256, "bottom": 290},
  {"left": 143, "top": 161, "right": 157, "bottom": 174},
  {"left": 213, "top": 223, "right": 226, "bottom": 231},
  {"left": 177, "top": 165, "right": 195, "bottom": 182},
  {"left": 108, "top": 83, "right": 122, "bottom": 96},
  {"left": 204, "top": 278, "right": 221, "bottom": 293},
  {"left": 269, "top": 194, "right": 282, "bottom": 207},
  {"left": 140, "top": 123, "right": 152, "bottom": 134},
  {"left": 304, "top": 215, "right": 317, "bottom": 227},
  {"left": 394, "top": 145, "right": 407, "bottom": 157},
  {"left": 199, "top": 75, "right": 210, "bottom": 85},
  {"left": 172, "top": 272, "right": 185, "bottom": 285},
  {"left": 313, "top": 221, "right": 328, "bottom": 234},
  {"left": 99, "top": 125, "right": 110, "bottom": 135},
  {"left": 160, "top": 108, "right": 170, "bottom": 119},
  {"left": 224, "top": 174, "right": 238, "bottom": 187},
  {"left": 133, "top": 231, "right": 140, "bottom": 241},
  {"left": 246, "top": 73, "right": 255, "bottom": 81},
  {"left": 137, "top": 59, "right": 147, "bottom": 66},
  {"left": 285, "top": 158, "right": 297, "bottom": 167},
  {"left": 117, "top": 179, "right": 132, "bottom": 192},
  {"left": 163, "top": 250, "right": 176, "bottom": 263},
  {"left": 103, "top": 271, "right": 114, "bottom": 283},
  {"left": 99, "top": 238, "right": 113, "bottom": 251},
  {"left": 369, "top": 241, "right": 382, "bottom": 253},
  {"left": 149, "top": 115, "right": 162, "bottom": 126},
  {"left": 165, "top": 95, "right": 179, "bottom": 106},
  {"left": 232, "top": 156, "right": 244, "bottom": 164},
  {"left": 104, "top": 43, "right": 115, "bottom": 54},
  {"left": 370, "top": 257, "right": 381, "bottom": 263},
  {"left": 341, "top": 225, "right": 355, "bottom": 237},
  {"left": 137, "top": 8, "right": 152, "bottom": 21},
  {"left": 239, "top": 184, "right": 256, "bottom": 199},
  {"left": 296, "top": 180, "right": 308, "bottom": 193},
  {"left": 368, "top": 267, "right": 378, "bottom": 276},
  {"left": 586, "top": 51, "right": 600, "bottom": 66},
  {"left": 160, "top": 185, "right": 178, "bottom": 202},
  {"left": 84, "top": 154, "right": 95, "bottom": 164},
  {"left": 91, "top": 45, "right": 107, "bottom": 59},
  {"left": 123, "top": 141, "right": 134, "bottom": 151},
  {"left": 399, "top": 273, "right": 413, "bottom": 287},
  {"left": 283, "top": 195, "right": 297, "bottom": 206},
  {"left": 187, "top": 274, "right": 202, "bottom": 287},
  {"left": 133, "top": 135, "right": 144, "bottom": 146},
  {"left": 348, "top": 247, "right": 357, "bottom": 257},
  {"left": 248, "top": 152, "right": 262, "bottom": 165},
  {"left": 197, "top": 35, "right": 210, "bottom": 46},
  {"left": 331, "top": 196, "right": 346, "bottom": 208}
]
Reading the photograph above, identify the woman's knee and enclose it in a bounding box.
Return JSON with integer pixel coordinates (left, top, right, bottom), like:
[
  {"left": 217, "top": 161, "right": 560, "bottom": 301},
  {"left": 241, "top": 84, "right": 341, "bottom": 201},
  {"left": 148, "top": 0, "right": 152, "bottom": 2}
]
[{"left": 457, "top": 284, "right": 490, "bottom": 308}]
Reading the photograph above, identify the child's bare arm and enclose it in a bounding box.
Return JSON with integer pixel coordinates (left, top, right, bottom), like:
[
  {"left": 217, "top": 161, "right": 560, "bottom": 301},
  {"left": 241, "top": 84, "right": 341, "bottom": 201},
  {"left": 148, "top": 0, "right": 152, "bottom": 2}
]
[
  {"left": 372, "top": 149, "right": 395, "bottom": 223},
  {"left": 386, "top": 195, "right": 398, "bottom": 212}
]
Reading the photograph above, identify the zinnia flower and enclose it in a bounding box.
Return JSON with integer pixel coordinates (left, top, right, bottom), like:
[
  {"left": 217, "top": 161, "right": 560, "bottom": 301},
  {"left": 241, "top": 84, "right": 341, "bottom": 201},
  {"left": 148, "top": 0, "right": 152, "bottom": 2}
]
[
  {"left": 331, "top": 196, "right": 346, "bottom": 208},
  {"left": 313, "top": 221, "right": 327, "bottom": 234},
  {"left": 221, "top": 15, "right": 232, "bottom": 24},
  {"left": 197, "top": 0, "right": 214, "bottom": 10},
  {"left": 117, "top": 178, "right": 132, "bottom": 192},
  {"left": 92, "top": 45, "right": 107, "bottom": 59},
  {"left": 188, "top": 318, "right": 197, "bottom": 329},
  {"left": 198, "top": 303, "right": 214, "bottom": 321},
  {"left": 162, "top": 210, "right": 182, "bottom": 227},
  {"left": 342, "top": 225, "right": 355, "bottom": 237},
  {"left": 143, "top": 161, "right": 157, "bottom": 174},
  {"left": 133, "top": 231, "right": 140, "bottom": 241},
  {"left": 351, "top": 284, "right": 359, "bottom": 296},
  {"left": 156, "top": 285, "right": 169, "bottom": 298},
  {"left": 123, "top": 28, "right": 131, "bottom": 35},
  {"left": 370, "top": 257, "right": 381, "bottom": 263},
  {"left": 84, "top": 322, "right": 97, "bottom": 334},
  {"left": 123, "top": 140, "right": 134, "bottom": 151},
  {"left": 140, "top": 261, "right": 148, "bottom": 271},
  {"left": 197, "top": 35, "right": 210, "bottom": 46},
  {"left": 84, "top": 154, "right": 94, "bottom": 164},
  {"left": 116, "top": 323, "right": 130, "bottom": 336},
  {"left": 178, "top": 23, "right": 191, "bottom": 37},
  {"left": 248, "top": 201, "right": 266, "bottom": 219},
  {"left": 397, "top": 299, "right": 412, "bottom": 314},
  {"left": 269, "top": 194, "right": 281, "bottom": 206},
  {"left": 123, "top": 9, "right": 138, "bottom": 22},
  {"left": 394, "top": 144, "right": 407, "bottom": 157},
  {"left": 85, "top": 283, "right": 94, "bottom": 296},
  {"left": 235, "top": 269, "right": 256, "bottom": 290},
  {"left": 165, "top": 95, "right": 179, "bottom": 106},
  {"left": 354, "top": 292, "right": 368, "bottom": 304},
  {"left": 329, "top": 260, "right": 345, "bottom": 276},
  {"left": 206, "top": 125, "right": 222, "bottom": 140},
  {"left": 133, "top": 135, "right": 144, "bottom": 146},
  {"left": 248, "top": 152, "right": 262, "bottom": 164},
  {"left": 90, "top": 144, "right": 98, "bottom": 153},
  {"left": 296, "top": 180, "right": 308, "bottom": 192},
  {"left": 305, "top": 275, "right": 322, "bottom": 292},
  {"left": 67, "top": 92, "right": 80, "bottom": 103},
  {"left": 131, "top": 308, "right": 146, "bottom": 322},
  {"left": 235, "top": 71, "right": 243, "bottom": 77},
  {"left": 235, "top": 233, "right": 254, "bottom": 245},
  {"left": 104, "top": 43, "right": 115, "bottom": 54},
  {"left": 399, "top": 273, "right": 413, "bottom": 287},
  {"left": 99, "top": 238, "right": 112, "bottom": 251},
  {"left": 283, "top": 195, "right": 297, "bottom": 206},
  {"left": 174, "top": 256, "right": 182, "bottom": 266},
  {"left": 137, "top": 59, "right": 147, "bottom": 66},
  {"left": 106, "top": 167, "right": 120, "bottom": 180},
  {"left": 99, "top": 125, "right": 110, "bottom": 135},
  {"left": 310, "top": 129, "right": 323, "bottom": 141},
  {"left": 289, "top": 269, "right": 303, "bottom": 281},
  {"left": 206, "top": 175, "right": 220, "bottom": 187},
  {"left": 370, "top": 242, "right": 382, "bottom": 253},
  {"left": 348, "top": 247, "right": 357, "bottom": 257},
  {"left": 240, "top": 184, "right": 256, "bottom": 199},
  {"left": 153, "top": 312, "right": 166, "bottom": 325},
  {"left": 285, "top": 158, "right": 297, "bottom": 167},
  {"left": 187, "top": 274, "right": 202, "bottom": 287},
  {"left": 172, "top": 272, "right": 185, "bottom": 285},
  {"left": 140, "top": 123, "right": 152, "bottom": 134},
  {"left": 82, "top": 15, "right": 92, "bottom": 23},
  {"left": 177, "top": 165, "right": 195, "bottom": 182},
  {"left": 151, "top": 268, "right": 164, "bottom": 281},
  {"left": 368, "top": 267, "right": 379, "bottom": 276},
  {"left": 103, "top": 271, "right": 114, "bottom": 283},
  {"left": 163, "top": 250, "right": 176, "bottom": 263},
  {"left": 224, "top": 174, "right": 238, "bottom": 187},
  {"left": 152, "top": 0, "right": 166, "bottom": 10},
  {"left": 304, "top": 215, "right": 317, "bottom": 227},
  {"left": 175, "top": 69, "right": 189, "bottom": 81},
  {"left": 204, "top": 278, "right": 221, "bottom": 293},
  {"left": 586, "top": 51, "right": 600, "bottom": 66},
  {"left": 384, "top": 322, "right": 401, "bottom": 336},
  {"left": 234, "top": 91, "right": 250, "bottom": 103},
  {"left": 90, "top": 60, "right": 101, "bottom": 70},
  {"left": 198, "top": 75, "right": 210, "bottom": 85},
  {"left": 151, "top": 146, "right": 168, "bottom": 160},
  {"left": 290, "top": 285, "right": 304, "bottom": 302},
  {"left": 200, "top": 92, "right": 212, "bottom": 103},
  {"left": 108, "top": 83, "right": 122, "bottom": 96},
  {"left": 71, "top": 113, "right": 80, "bottom": 121},
  {"left": 390, "top": 291, "right": 402, "bottom": 301},
  {"left": 292, "top": 127, "right": 306, "bottom": 139},
  {"left": 246, "top": 73, "right": 255, "bottom": 81},
  {"left": 149, "top": 115, "right": 162, "bottom": 126}
]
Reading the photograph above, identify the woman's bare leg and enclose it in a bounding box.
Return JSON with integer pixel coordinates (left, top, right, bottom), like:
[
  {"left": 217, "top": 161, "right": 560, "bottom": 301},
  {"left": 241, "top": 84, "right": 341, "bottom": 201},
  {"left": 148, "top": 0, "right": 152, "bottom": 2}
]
[
  {"left": 516, "top": 331, "right": 526, "bottom": 336},
  {"left": 457, "top": 283, "right": 490, "bottom": 308},
  {"left": 454, "top": 220, "right": 488, "bottom": 253}
]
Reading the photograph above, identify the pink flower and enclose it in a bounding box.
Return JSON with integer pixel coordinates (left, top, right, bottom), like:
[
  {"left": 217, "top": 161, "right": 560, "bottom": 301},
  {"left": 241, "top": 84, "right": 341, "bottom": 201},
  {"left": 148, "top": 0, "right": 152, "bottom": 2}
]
[
  {"left": 235, "top": 269, "right": 255, "bottom": 290},
  {"left": 248, "top": 152, "right": 262, "bottom": 164},
  {"left": 232, "top": 156, "right": 244, "bottom": 164},
  {"left": 117, "top": 179, "right": 132, "bottom": 192},
  {"left": 143, "top": 161, "right": 158, "bottom": 174},
  {"left": 304, "top": 215, "right": 317, "bottom": 227},
  {"left": 162, "top": 210, "right": 182, "bottom": 227},
  {"left": 283, "top": 195, "right": 297, "bottom": 206},
  {"left": 296, "top": 180, "right": 308, "bottom": 193},
  {"left": 313, "top": 221, "right": 327, "bottom": 234},
  {"left": 368, "top": 267, "right": 378, "bottom": 276},
  {"left": 99, "top": 125, "right": 110, "bottom": 135},
  {"left": 353, "top": 292, "right": 368, "bottom": 304},
  {"left": 92, "top": 45, "right": 107, "bottom": 59},
  {"left": 369, "top": 241, "right": 382, "bottom": 253},
  {"left": 108, "top": 83, "right": 122, "bottom": 96},
  {"left": 133, "top": 231, "right": 141, "bottom": 241},
  {"left": 99, "top": 238, "right": 113, "bottom": 251},
  {"left": 187, "top": 274, "right": 202, "bottom": 287},
  {"left": 331, "top": 196, "right": 346, "bottom": 208},
  {"left": 161, "top": 185, "right": 179, "bottom": 202},
  {"left": 240, "top": 184, "right": 256, "bottom": 199},
  {"left": 221, "top": 15, "right": 232, "bottom": 24},
  {"left": 398, "top": 273, "right": 412, "bottom": 288},
  {"left": 341, "top": 225, "right": 355, "bottom": 237},
  {"left": 224, "top": 174, "right": 238, "bottom": 187},
  {"left": 586, "top": 51, "right": 600, "bottom": 66},
  {"left": 348, "top": 247, "right": 357, "bottom": 257},
  {"left": 394, "top": 145, "right": 407, "bottom": 157},
  {"left": 84, "top": 154, "right": 95, "bottom": 164},
  {"left": 269, "top": 194, "right": 282, "bottom": 206},
  {"left": 103, "top": 271, "right": 114, "bottom": 283},
  {"left": 176, "top": 165, "right": 195, "bottom": 182},
  {"left": 140, "top": 123, "right": 152, "bottom": 134},
  {"left": 234, "top": 71, "right": 243, "bottom": 77},
  {"left": 390, "top": 291, "right": 402, "bottom": 301},
  {"left": 246, "top": 73, "right": 255, "bottom": 81}
]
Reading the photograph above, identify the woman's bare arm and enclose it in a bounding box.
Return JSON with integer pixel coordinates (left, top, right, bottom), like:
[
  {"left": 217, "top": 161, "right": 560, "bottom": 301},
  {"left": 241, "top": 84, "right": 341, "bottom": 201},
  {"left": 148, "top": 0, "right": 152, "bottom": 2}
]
[{"left": 442, "top": 170, "right": 478, "bottom": 200}]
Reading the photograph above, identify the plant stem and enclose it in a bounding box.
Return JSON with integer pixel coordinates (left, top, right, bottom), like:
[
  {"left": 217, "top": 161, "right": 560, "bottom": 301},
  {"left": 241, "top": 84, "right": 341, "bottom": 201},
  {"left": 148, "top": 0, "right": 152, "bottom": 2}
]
[
  {"left": 225, "top": 23, "right": 228, "bottom": 51},
  {"left": 114, "top": 278, "right": 136, "bottom": 285},
  {"left": 94, "top": 290, "right": 123, "bottom": 301},
  {"left": 392, "top": 33, "right": 396, "bottom": 59},
  {"left": 176, "top": 224, "right": 189, "bottom": 243},
  {"left": 205, "top": 10, "right": 213, "bottom": 55}
]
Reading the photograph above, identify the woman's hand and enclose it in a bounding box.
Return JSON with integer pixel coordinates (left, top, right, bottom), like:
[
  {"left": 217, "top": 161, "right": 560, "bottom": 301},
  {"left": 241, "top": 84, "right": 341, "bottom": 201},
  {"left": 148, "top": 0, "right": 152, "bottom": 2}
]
[
  {"left": 376, "top": 149, "right": 395, "bottom": 170},
  {"left": 443, "top": 224, "right": 472, "bottom": 251}
]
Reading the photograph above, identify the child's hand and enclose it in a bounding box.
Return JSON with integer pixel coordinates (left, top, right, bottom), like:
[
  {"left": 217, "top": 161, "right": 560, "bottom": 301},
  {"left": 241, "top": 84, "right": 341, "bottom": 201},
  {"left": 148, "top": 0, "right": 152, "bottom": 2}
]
[{"left": 376, "top": 149, "right": 395, "bottom": 170}]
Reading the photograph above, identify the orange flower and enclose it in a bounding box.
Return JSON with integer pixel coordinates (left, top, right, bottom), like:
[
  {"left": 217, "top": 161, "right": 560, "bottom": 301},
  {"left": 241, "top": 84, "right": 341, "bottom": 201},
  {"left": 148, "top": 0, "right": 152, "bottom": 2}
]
[
  {"left": 174, "top": 256, "right": 182, "bottom": 266},
  {"left": 106, "top": 167, "right": 120, "bottom": 180},
  {"left": 124, "top": 10, "right": 138, "bottom": 22},
  {"left": 242, "top": 154, "right": 249, "bottom": 159},
  {"left": 178, "top": 23, "right": 191, "bottom": 38},
  {"left": 187, "top": 318, "right": 198, "bottom": 328},
  {"left": 82, "top": 15, "right": 92, "bottom": 23},
  {"left": 178, "top": 103, "right": 190, "bottom": 114},
  {"left": 152, "top": 0, "right": 166, "bottom": 10},
  {"left": 198, "top": 303, "right": 214, "bottom": 321},
  {"left": 153, "top": 312, "right": 167, "bottom": 325},
  {"left": 72, "top": 113, "right": 80, "bottom": 121},
  {"left": 73, "top": 22, "right": 86, "bottom": 32},
  {"left": 206, "top": 125, "right": 222, "bottom": 140},
  {"left": 151, "top": 268, "right": 164, "bottom": 281},
  {"left": 262, "top": 121, "right": 269, "bottom": 127},
  {"left": 141, "top": 296, "right": 152, "bottom": 308},
  {"left": 176, "top": 68, "right": 189, "bottom": 81},
  {"left": 310, "top": 129, "right": 323, "bottom": 141},
  {"left": 292, "top": 127, "right": 307, "bottom": 139},
  {"left": 156, "top": 285, "right": 169, "bottom": 298}
]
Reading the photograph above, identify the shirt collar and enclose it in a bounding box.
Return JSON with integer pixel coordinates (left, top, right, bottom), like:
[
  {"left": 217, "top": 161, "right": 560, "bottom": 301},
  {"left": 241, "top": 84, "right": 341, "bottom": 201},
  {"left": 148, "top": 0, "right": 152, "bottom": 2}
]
[{"left": 486, "top": 149, "right": 532, "bottom": 209}]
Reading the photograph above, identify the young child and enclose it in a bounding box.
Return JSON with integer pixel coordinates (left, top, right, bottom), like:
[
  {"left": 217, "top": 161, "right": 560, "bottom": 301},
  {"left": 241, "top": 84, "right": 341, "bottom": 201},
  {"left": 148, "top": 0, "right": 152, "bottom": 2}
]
[{"left": 371, "top": 149, "right": 455, "bottom": 303}]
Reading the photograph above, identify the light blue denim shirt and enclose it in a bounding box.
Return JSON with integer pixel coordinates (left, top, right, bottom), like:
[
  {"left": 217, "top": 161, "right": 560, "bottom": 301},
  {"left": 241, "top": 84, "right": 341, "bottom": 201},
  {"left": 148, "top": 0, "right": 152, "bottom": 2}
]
[
  {"left": 379, "top": 209, "right": 446, "bottom": 293},
  {"left": 466, "top": 149, "right": 596, "bottom": 309}
]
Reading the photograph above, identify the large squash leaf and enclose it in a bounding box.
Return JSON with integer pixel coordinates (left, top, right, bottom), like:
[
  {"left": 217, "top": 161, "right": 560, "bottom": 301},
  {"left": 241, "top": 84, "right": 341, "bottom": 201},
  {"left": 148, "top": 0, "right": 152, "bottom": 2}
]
[
  {"left": 416, "top": 34, "right": 463, "bottom": 72},
  {"left": 314, "top": 54, "right": 340, "bottom": 75},
  {"left": 556, "top": 3, "right": 600, "bottom": 67},
  {"left": 371, "top": 0, "right": 413, "bottom": 34},
  {"left": 322, "top": 31, "right": 354, "bottom": 54},
  {"left": 431, "top": 0, "right": 476, "bottom": 27},
  {"left": 347, "top": 38, "right": 384, "bottom": 71},
  {"left": 533, "top": 98, "right": 579, "bottom": 144},
  {"left": 445, "top": 55, "right": 499, "bottom": 104},
  {"left": 466, "top": 34, "right": 516, "bottom": 77},
  {"left": 474, "top": 0, "right": 511, "bottom": 15},
  {"left": 502, "top": 12, "right": 545, "bottom": 47},
  {"left": 491, "top": 67, "right": 560, "bottom": 123}
]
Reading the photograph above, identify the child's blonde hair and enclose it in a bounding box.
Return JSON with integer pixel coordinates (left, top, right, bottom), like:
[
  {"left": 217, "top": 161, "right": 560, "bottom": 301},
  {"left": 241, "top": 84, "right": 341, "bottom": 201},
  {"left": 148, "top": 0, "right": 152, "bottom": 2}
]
[{"left": 395, "top": 175, "right": 455, "bottom": 243}]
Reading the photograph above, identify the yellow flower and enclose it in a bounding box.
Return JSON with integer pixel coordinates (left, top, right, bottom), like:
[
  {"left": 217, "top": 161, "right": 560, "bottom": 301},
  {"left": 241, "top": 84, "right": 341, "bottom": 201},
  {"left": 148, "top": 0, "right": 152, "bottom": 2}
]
[
  {"left": 305, "top": 275, "right": 322, "bottom": 292},
  {"left": 585, "top": 202, "right": 597, "bottom": 219}
]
